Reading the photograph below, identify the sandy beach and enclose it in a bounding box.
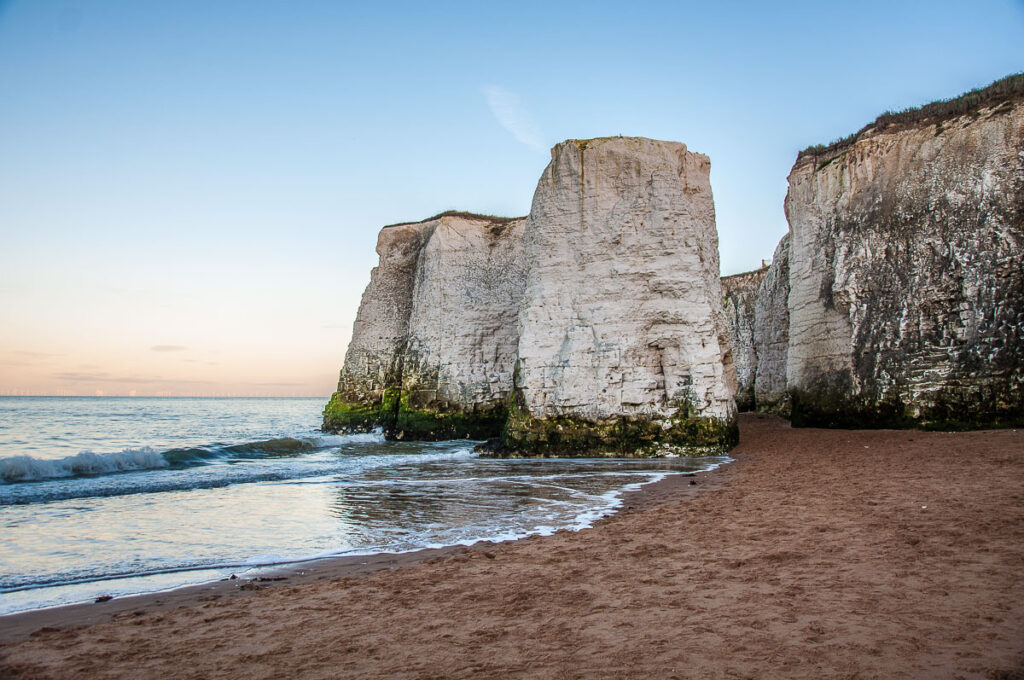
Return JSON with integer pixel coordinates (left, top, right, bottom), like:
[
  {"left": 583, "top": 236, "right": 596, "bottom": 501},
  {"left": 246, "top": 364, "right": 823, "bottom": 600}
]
[{"left": 2, "top": 413, "right": 1022, "bottom": 679}]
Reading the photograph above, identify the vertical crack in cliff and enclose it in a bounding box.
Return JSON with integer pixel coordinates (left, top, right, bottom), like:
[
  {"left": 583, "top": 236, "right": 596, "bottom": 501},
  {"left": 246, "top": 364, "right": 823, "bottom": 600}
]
[
  {"left": 749, "top": 322, "right": 760, "bottom": 411},
  {"left": 657, "top": 348, "right": 669, "bottom": 410},
  {"left": 381, "top": 340, "right": 407, "bottom": 437},
  {"left": 579, "top": 144, "right": 585, "bottom": 235}
]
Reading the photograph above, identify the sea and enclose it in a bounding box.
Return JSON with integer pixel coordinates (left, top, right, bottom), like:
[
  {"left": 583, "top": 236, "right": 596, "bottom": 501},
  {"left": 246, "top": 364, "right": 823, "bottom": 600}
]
[{"left": 0, "top": 396, "right": 728, "bottom": 615}]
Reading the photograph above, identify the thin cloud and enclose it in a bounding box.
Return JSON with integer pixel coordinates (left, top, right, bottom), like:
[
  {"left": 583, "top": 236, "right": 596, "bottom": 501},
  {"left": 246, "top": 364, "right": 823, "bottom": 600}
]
[
  {"left": 483, "top": 85, "right": 546, "bottom": 152},
  {"left": 54, "top": 371, "right": 111, "bottom": 381},
  {"left": 151, "top": 345, "right": 187, "bottom": 352},
  {"left": 53, "top": 372, "right": 213, "bottom": 385}
]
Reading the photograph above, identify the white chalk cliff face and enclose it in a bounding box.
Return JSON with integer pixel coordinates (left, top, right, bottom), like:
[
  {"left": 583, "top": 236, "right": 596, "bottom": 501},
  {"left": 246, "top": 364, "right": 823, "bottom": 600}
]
[
  {"left": 784, "top": 100, "right": 1024, "bottom": 427},
  {"left": 506, "top": 138, "right": 738, "bottom": 454},
  {"left": 402, "top": 217, "right": 526, "bottom": 418},
  {"left": 325, "top": 213, "right": 526, "bottom": 439},
  {"left": 753, "top": 234, "right": 790, "bottom": 414},
  {"left": 721, "top": 267, "right": 768, "bottom": 411},
  {"left": 719, "top": 238, "right": 790, "bottom": 415},
  {"left": 335, "top": 221, "right": 434, "bottom": 407}
]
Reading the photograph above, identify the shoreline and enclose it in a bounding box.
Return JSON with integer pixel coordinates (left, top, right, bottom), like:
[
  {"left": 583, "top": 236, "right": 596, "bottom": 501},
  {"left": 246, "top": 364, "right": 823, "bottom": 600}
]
[
  {"left": 3, "top": 413, "right": 1022, "bottom": 678},
  {"left": 0, "top": 457, "right": 733, "bottom": 644}
]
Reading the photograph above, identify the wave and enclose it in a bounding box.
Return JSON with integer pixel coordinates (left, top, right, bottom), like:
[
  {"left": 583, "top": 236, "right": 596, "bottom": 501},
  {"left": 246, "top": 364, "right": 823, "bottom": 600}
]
[
  {"left": 0, "top": 439, "right": 474, "bottom": 506},
  {"left": 0, "top": 448, "right": 169, "bottom": 483},
  {"left": 0, "top": 431, "right": 385, "bottom": 484},
  {"left": 0, "top": 460, "right": 668, "bottom": 596}
]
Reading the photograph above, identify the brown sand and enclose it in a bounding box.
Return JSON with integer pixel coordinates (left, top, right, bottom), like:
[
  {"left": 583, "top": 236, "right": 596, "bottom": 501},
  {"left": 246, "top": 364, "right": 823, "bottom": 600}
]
[{"left": 2, "top": 414, "right": 1022, "bottom": 679}]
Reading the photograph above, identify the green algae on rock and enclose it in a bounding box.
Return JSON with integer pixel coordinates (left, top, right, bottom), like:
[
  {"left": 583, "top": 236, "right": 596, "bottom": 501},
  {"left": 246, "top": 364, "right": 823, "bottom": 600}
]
[
  {"left": 391, "top": 404, "right": 508, "bottom": 441},
  {"left": 499, "top": 391, "right": 737, "bottom": 458},
  {"left": 322, "top": 392, "right": 386, "bottom": 433},
  {"left": 323, "top": 389, "right": 508, "bottom": 441}
]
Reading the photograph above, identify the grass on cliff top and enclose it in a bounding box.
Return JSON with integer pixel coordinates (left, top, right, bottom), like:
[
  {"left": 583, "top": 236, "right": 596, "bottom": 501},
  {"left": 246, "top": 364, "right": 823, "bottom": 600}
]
[
  {"left": 721, "top": 264, "right": 770, "bottom": 285},
  {"left": 799, "top": 72, "right": 1024, "bottom": 159},
  {"left": 383, "top": 210, "right": 524, "bottom": 229},
  {"left": 570, "top": 136, "right": 628, "bottom": 149}
]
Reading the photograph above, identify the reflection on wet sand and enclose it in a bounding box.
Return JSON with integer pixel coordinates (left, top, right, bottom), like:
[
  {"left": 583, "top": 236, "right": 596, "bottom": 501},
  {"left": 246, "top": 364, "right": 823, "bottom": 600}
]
[{"left": 326, "top": 456, "right": 727, "bottom": 551}]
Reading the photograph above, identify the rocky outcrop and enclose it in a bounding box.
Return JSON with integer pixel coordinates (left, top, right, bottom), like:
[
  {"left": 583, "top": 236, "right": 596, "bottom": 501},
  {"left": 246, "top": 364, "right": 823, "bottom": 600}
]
[
  {"left": 505, "top": 138, "right": 738, "bottom": 455},
  {"left": 325, "top": 221, "right": 434, "bottom": 431},
  {"left": 324, "top": 212, "right": 526, "bottom": 439},
  {"left": 328, "top": 78, "right": 1024, "bottom": 441},
  {"left": 753, "top": 234, "right": 790, "bottom": 414},
  {"left": 327, "top": 138, "right": 740, "bottom": 455},
  {"left": 784, "top": 84, "right": 1024, "bottom": 428},
  {"left": 721, "top": 267, "right": 768, "bottom": 411},
  {"left": 720, "top": 237, "right": 790, "bottom": 415},
  {"left": 399, "top": 216, "right": 526, "bottom": 437}
]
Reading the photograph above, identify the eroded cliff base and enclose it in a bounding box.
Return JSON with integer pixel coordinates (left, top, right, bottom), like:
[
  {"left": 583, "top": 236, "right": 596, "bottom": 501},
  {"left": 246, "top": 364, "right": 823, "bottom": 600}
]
[
  {"left": 494, "top": 393, "right": 739, "bottom": 458},
  {"left": 326, "top": 391, "right": 738, "bottom": 456},
  {"left": 323, "top": 391, "right": 509, "bottom": 441},
  {"left": 789, "top": 377, "right": 1024, "bottom": 431}
]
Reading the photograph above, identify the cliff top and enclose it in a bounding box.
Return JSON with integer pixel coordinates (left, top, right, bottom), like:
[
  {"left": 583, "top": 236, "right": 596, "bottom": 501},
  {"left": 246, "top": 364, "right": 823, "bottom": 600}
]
[
  {"left": 721, "top": 266, "right": 769, "bottom": 296},
  {"left": 383, "top": 210, "right": 524, "bottom": 229},
  {"left": 561, "top": 136, "right": 686, "bottom": 152},
  {"left": 566, "top": 136, "right": 640, "bottom": 148},
  {"left": 797, "top": 72, "right": 1024, "bottom": 163}
]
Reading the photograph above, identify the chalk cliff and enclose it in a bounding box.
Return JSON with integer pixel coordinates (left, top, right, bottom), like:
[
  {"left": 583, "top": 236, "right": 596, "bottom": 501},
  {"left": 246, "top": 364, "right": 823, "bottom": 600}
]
[
  {"left": 326, "top": 220, "right": 433, "bottom": 430},
  {"left": 505, "top": 138, "right": 738, "bottom": 455},
  {"left": 784, "top": 80, "right": 1024, "bottom": 428},
  {"left": 400, "top": 216, "right": 526, "bottom": 438},
  {"left": 753, "top": 234, "right": 790, "bottom": 414},
  {"left": 721, "top": 267, "right": 768, "bottom": 411},
  {"left": 327, "top": 137, "right": 739, "bottom": 455},
  {"left": 328, "top": 77, "right": 1024, "bottom": 441},
  {"left": 720, "top": 237, "right": 790, "bottom": 415},
  {"left": 324, "top": 212, "right": 526, "bottom": 439}
]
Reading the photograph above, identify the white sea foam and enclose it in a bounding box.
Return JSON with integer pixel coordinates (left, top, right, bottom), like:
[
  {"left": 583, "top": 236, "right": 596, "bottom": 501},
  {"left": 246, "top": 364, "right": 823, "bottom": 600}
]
[
  {"left": 0, "top": 447, "right": 169, "bottom": 483},
  {"left": 0, "top": 430, "right": 390, "bottom": 487},
  {"left": 303, "top": 429, "right": 385, "bottom": 448},
  {"left": 336, "top": 428, "right": 386, "bottom": 444}
]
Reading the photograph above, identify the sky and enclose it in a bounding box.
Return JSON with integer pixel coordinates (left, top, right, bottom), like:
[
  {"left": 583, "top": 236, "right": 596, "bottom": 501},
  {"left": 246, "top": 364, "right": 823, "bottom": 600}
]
[{"left": 1, "top": 1, "right": 1021, "bottom": 397}]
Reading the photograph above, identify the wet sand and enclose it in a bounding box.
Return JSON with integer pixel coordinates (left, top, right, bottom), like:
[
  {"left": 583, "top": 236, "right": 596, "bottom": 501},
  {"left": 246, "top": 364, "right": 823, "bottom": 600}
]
[{"left": 2, "top": 413, "right": 1022, "bottom": 679}]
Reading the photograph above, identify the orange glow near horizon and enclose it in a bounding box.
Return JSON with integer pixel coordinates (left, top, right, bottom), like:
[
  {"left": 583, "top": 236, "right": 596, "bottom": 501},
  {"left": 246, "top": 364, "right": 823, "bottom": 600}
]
[{"left": 0, "top": 281, "right": 360, "bottom": 397}]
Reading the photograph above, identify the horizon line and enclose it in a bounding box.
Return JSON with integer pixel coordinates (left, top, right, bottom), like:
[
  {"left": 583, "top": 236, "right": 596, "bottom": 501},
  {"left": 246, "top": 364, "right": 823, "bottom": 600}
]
[{"left": 0, "top": 394, "right": 332, "bottom": 399}]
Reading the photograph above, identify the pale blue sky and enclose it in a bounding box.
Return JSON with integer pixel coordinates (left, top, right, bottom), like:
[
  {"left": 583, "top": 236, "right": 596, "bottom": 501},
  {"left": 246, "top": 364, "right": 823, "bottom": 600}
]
[{"left": 1, "top": 0, "right": 1022, "bottom": 396}]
